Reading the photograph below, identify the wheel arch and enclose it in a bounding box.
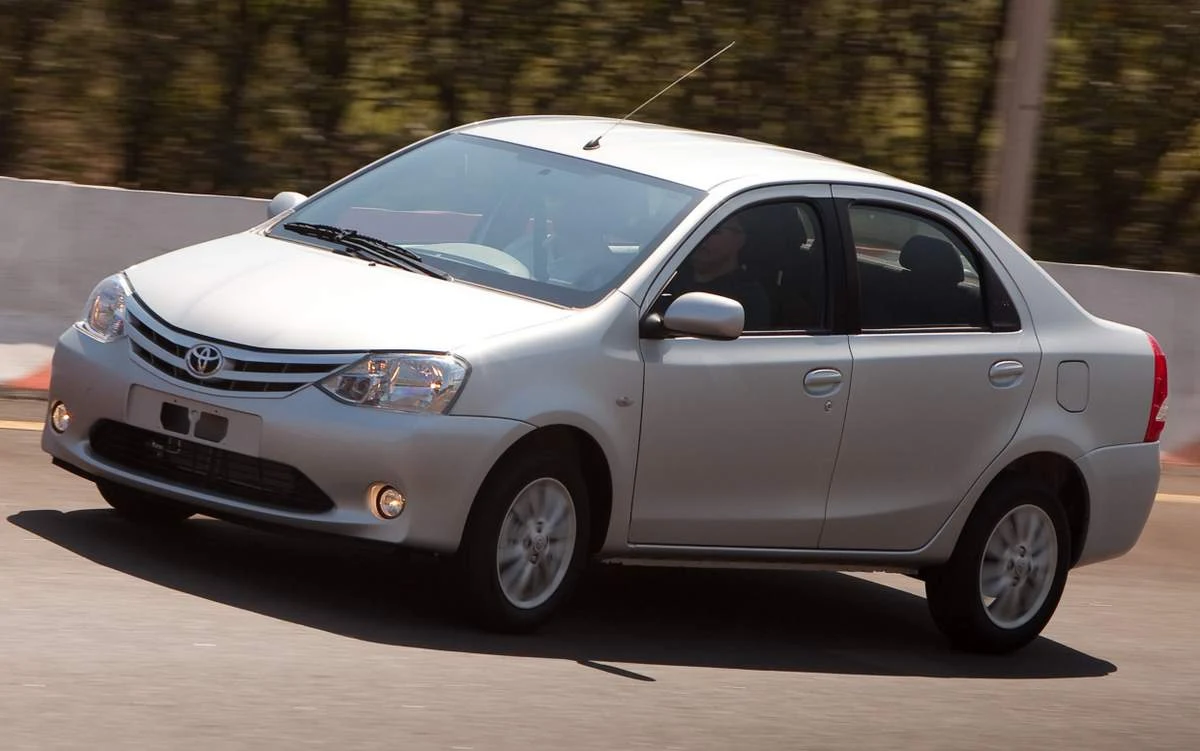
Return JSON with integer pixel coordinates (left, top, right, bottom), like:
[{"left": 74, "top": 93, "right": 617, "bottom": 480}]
[
  {"left": 469, "top": 424, "right": 613, "bottom": 557},
  {"left": 978, "top": 451, "right": 1090, "bottom": 567}
]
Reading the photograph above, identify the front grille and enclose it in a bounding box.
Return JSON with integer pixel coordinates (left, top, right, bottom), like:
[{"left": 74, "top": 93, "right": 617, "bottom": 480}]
[
  {"left": 129, "top": 339, "right": 299, "bottom": 393},
  {"left": 90, "top": 420, "right": 334, "bottom": 513},
  {"left": 124, "top": 298, "right": 359, "bottom": 397}
]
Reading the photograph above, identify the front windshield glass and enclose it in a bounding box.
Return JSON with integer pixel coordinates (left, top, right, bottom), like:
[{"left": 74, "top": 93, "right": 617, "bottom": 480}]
[{"left": 268, "top": 132, "right": 704, "bottom": 307}]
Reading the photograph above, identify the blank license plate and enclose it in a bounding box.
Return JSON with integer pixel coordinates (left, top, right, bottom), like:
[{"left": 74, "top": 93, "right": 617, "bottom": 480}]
[{"left": 125, "top": 385, "right": 263, "bottom": 456}]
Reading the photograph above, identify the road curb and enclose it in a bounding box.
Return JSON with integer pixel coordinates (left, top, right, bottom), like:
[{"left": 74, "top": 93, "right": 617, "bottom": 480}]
[
  {"left": 0, "top": 367, "right": 51, "bottom": 393},
  {"left": 0, "top": 343, "right": 52, "bottom": 395},
  {"left": 1162, "top": 442, "right": 1200, "bottom": 468}
]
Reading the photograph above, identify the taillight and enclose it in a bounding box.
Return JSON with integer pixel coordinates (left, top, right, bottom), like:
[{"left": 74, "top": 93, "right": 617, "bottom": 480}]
[{"left": 1145, "top": 333, "right": 1168, "bottom": 442}]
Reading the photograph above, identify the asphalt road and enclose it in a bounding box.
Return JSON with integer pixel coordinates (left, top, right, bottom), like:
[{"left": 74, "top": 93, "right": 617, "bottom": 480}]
[{"left": 3, "top": 400, "right": 1200, "bottom": 750}]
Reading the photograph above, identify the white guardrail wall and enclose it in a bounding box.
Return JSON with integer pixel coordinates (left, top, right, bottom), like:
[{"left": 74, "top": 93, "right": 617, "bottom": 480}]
[{"left": 2, "top": 175, "right": 1197, "bottom": 459}]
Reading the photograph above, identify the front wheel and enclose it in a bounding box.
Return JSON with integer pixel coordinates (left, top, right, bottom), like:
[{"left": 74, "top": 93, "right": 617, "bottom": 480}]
[
  {"left": 456, "top": 447, "right": 590, "bottom": 633},
  {"left": 97, "top": 480, "right": 196, "bottom": 524},
  {"left": 925, "top": 477, "right": 1071, "bottom": 654}
]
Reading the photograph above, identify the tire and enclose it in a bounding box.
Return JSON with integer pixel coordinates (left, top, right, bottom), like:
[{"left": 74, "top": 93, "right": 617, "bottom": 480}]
[
  {"left": 456, "top": 445, "right": 591, "bottom": 633},
  {"left": 924, "top": 476, "right": 1071, "bottom": 654},
  {"left": 97, "top": 480, "right": 196, "bottom": 524}
]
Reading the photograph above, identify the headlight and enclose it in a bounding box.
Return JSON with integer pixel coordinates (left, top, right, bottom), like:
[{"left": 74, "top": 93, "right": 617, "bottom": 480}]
[
  {"left": 77, "top": 273, "right": 131, "bottom": 343},
  {"left": 319, "top": 353, "right": 469, "bottom": 414}
]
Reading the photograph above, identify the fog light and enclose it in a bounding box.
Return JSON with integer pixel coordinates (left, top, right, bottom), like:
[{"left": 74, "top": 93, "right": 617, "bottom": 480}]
[
  {"left": 49, "top": 401, "right": 71, "bottom": 433},
  {"left": 372, "top": 484, "right": 406, "bottom": 520}
]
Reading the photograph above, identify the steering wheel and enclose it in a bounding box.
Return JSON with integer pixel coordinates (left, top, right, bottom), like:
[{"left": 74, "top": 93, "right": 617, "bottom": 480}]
[{"left": 414, "top": 243, "right": 532, "bottom": 279}]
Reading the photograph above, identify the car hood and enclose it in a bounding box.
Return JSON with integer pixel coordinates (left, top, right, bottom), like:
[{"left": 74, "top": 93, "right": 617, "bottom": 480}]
[{"left": 123, "top": 231, "right": 571, "bottom": 351}]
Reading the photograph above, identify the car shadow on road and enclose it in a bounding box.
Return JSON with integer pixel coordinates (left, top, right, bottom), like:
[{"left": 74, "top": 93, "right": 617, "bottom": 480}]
[{"left": 10, "top": 508, "right": 1116, "bottom": 680}]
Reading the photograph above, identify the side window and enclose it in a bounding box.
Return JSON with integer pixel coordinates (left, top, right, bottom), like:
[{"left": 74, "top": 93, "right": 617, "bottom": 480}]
[
  {"left": 848, "top": 204, "right": 988, "bottom": 330},
  {"left": 662, "top": 201, "right": 828, "bottom": 333}
]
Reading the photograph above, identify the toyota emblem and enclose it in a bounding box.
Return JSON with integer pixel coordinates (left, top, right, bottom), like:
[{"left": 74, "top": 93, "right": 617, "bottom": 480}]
[{"left": 185, "top": 343, "right": 224, "bottom": 379}]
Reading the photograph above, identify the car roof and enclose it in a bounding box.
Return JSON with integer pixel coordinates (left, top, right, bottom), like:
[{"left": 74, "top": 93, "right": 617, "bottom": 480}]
[{"left": 456, "top": 115, "right": 916, "bottom": 193}]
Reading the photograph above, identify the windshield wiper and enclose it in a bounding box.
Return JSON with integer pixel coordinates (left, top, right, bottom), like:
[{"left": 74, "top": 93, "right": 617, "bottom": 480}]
[{"left": 282, "top": 222, "right": 450, "bottom": 280}]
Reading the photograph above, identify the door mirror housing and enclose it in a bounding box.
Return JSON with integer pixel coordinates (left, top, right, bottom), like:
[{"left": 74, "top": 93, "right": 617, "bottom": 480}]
[
  {"left": 647, "top": 292, "right": 745, "bottom": 341},
  {"left": 267, "top": 191, "right": 308, "bottom": 219}
]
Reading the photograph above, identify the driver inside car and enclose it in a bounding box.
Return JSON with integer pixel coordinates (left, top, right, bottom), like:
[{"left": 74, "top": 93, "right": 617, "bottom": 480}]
[{"left": 665, "top": 213, "right": 771, "bottom": 330}]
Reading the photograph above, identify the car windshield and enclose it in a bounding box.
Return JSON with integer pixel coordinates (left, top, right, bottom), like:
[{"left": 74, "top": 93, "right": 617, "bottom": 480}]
[{"left": 269, "top": 132, "right": 704, "bottom": 307}]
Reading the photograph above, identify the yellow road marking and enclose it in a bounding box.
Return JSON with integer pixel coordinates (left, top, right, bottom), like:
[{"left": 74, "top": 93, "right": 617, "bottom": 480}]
[
  {"left": 0, "top": 420, "right": 42, "bottom": 432},
  {"left": 1156, "top": 493, "right": 1200, "bottom": 505}
]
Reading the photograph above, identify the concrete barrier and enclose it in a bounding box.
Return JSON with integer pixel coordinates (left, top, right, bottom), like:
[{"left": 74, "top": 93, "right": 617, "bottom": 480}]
[
  {"left": 0, "top": 176, "right": 266, "bottom": 341},
  {"left": 0, "top": 176, "right": 267, "bottom": 394},
  {"left": 1, "top": 175, "right": 1197, "bottom": 459}
]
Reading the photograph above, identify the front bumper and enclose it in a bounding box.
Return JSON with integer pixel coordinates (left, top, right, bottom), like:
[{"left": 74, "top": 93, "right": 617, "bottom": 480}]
[{"left": 41, "top": 326, "right": 533, "bottom": 552}]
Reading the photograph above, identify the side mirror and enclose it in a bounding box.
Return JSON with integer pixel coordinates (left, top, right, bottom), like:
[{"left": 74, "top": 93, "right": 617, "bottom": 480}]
[
  {"left": 267, "top": 191, "right": 308, "bottom": 219},
  {"left": 653, "top": 291, "right": 745, "bottom": 341}
]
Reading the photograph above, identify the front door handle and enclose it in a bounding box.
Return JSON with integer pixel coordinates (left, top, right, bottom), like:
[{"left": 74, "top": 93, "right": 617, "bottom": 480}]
[
  {"left": 804, "top": 368, "right": 843, "bottom": 397},
  {"left": 989, "top": 360, "right": 1025, "bottom": 388}
]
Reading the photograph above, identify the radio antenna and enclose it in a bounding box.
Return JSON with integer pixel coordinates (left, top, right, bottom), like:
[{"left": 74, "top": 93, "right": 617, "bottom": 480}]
[{"left": 583, "top": 41, "right": 736, "bottom": 151}]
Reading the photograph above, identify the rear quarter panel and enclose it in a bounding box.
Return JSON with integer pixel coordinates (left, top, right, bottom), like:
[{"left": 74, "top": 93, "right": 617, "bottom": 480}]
[{"left": 1015, "top": 317, "right": 1156, "bottom": 455}]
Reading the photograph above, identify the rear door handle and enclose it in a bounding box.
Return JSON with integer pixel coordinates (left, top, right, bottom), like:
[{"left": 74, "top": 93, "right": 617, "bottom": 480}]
[
  {"left": 804, "top": 368, "right": 843, "bottom": 397},
  {"left": 989, "top": 360, "right": 1025, "bottom": 388}
]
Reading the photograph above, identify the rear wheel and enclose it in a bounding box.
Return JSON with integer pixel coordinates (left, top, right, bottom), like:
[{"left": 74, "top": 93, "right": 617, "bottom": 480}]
[
  {"left": 97, "top": 480, "right": 196, "bottom": 524},
  {"left": 456, "top": 446, "right": 590, "bottom": 633},
  {"left": 925, "top": 476, "right": 1071, "bottom": 654}
]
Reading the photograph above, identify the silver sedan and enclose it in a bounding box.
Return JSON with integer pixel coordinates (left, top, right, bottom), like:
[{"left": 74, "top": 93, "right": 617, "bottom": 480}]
[{"left": 41, "top": 115, "right": 1167, "bottom": 653}]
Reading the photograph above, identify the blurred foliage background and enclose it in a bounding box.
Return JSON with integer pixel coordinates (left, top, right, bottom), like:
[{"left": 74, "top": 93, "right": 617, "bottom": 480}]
[{"left": 2, "top": 0, "right": 1199, "bottom": 271}]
